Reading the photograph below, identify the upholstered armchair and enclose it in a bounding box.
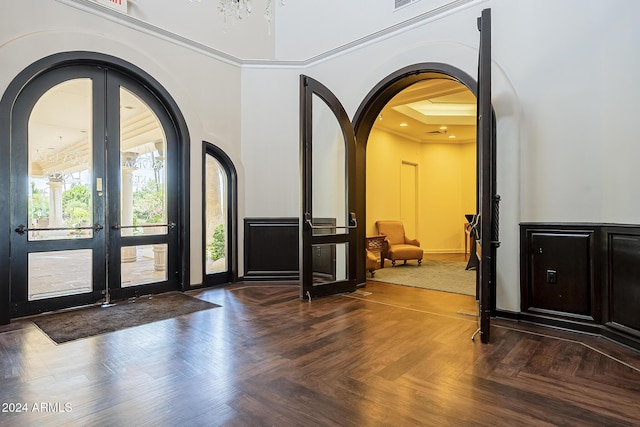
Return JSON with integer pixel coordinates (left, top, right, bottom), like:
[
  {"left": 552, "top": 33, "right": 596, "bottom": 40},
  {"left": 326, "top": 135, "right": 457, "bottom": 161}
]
[{"left": 375, "top": 220, "right": 424, "bottom": 267}]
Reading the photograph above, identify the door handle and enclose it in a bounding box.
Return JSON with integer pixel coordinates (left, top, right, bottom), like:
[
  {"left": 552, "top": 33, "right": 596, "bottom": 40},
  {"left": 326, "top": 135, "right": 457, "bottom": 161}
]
[
  {"left": 349, "top": 212, "right": 357, "bottom": 228},
  {"left": 112, "top": 223, "right": 176, "bottom": 230},
  {"left": 304, "top": 212, "right": 358, "bottom": 230},
  {"left": 15, "top": 224, "right": 103, "bottom": 235}
]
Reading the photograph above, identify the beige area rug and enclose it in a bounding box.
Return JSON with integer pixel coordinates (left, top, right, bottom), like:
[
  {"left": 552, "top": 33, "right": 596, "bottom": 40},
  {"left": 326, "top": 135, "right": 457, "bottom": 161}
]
[{"left": 368, "top": 259, "right": 476, "bottom": 296}]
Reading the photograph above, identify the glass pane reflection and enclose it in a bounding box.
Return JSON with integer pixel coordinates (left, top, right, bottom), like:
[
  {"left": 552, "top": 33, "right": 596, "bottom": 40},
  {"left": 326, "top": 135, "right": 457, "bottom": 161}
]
[
  {"left": 121, "top": 244, "right": 167, "bottom": 287},
  {"left": 28, "top": 250, "right": 92, "bottom": 300},
  {"left": 27, "top": 79, "right": 93, "bottom": 241},
  {"left": 312, "top": 243, "right": 348, "bottom": 286},
  {"left": 205, "top": 154, "right": 228, "bottom": 275},
  {"left": 311, "top": 95, "right": 347, "bottom": 236},
  {"left": 120, "top": 87, "right": 167, "bottom": 237}
]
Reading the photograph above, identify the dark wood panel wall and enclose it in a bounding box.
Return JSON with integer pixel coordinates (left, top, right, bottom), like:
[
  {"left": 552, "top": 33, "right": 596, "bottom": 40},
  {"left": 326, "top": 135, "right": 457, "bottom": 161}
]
[
  {"left": 520, "top": 223, "right": 640, "bottom": 349},
  {"left": 243, "top": 218, "right": 299, "bottom": 281},
  {"left": 243, "top": 217, "right": 338, "bottom": 282}
]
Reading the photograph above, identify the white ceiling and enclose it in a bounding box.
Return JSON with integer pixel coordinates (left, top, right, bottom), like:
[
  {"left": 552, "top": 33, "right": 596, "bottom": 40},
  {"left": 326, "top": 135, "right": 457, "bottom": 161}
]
[{"left": 373, "top": 78, "right": 476, "bottom": 144}]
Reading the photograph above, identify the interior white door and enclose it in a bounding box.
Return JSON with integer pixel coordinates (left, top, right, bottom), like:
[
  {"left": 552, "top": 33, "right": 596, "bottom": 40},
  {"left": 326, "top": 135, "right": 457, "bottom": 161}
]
[{"left": 400, "top": 161, "right": 418, "bottom": 239}]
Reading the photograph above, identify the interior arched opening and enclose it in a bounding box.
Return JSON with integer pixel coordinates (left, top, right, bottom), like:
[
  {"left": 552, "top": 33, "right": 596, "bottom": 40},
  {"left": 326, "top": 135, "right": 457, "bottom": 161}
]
[{"left": 354, "top": 64, "right": 480, "bottom": 300}]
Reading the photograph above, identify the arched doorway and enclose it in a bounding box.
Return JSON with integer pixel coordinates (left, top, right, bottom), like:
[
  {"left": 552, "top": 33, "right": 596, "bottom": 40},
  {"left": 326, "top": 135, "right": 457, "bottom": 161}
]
[
  {"left": 365, "top": 76, "right": 477, "bottom": 295},
  {"left": 353, "top": 64, "right": 480, "bottom": 286},
  {"left": 352, "top": 54, "right": 498, "bottom": 343},
  {"left": 0, "top": 52, "right": 190, "bottom": 318}
]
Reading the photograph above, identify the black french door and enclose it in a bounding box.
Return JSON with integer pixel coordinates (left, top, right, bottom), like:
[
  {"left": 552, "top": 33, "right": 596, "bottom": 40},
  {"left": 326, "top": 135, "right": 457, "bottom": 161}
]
[
  {"left": 300, "top": 75, "right": 358, "bottom": 300},
  {"left": 475, "top": 8, "right": 499, "bottom": 343},
  {"left": 9, "top": 65, "right": 179, "bottom": 317}
]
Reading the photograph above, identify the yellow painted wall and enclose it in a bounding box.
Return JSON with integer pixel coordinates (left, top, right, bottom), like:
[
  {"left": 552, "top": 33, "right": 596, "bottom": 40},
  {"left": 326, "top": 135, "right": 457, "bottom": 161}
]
[{"left": 366, "top": 128, "right": 476, "bottom": 253}]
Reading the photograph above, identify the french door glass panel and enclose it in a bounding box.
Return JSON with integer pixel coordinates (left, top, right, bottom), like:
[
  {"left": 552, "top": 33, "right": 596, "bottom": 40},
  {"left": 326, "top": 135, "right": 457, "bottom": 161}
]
[
  {"left": 28, "top": 79, "right": 93, "bottom": 241},
  {"left": 121, "top": 244, "right": 168, "bottom": 287},
  {"left": 119, "top": 87, "right": 168, "bottom": 237},
  {"left": 311, "top": 95, "right": 347, "bottom": 237},
  {"left": 116, "top": 85, "right": 173, "bottom": 290},
  {"left": 205, "top": 154, "right": 228, "bottom": 274},
  {"left": 312, "top": 243, "right": 348, "bottom": 285},
  {"left": 28, "top": 249, "right": 92, "bottom": 300}
]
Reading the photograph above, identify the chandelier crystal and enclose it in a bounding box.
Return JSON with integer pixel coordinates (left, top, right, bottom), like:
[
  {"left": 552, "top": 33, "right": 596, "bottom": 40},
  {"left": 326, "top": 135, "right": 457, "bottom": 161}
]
[
  {"left": 191, "top": 0, "right": 285, "bottom": 27},
  {"left": 218, "top": 0, "right": 252, "bottom": 22}
]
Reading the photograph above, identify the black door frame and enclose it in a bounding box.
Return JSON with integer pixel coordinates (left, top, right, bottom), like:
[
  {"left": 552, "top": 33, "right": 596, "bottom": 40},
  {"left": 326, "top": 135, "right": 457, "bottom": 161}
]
[
  {"left": 476, "top": 8, "right": 497, "bottom": 342},
  {"left": 0, "top": 51, "right": 191, "bottom": 322},
  {"left": 202, "top": 141, "right": 238, "bottom": 287}
]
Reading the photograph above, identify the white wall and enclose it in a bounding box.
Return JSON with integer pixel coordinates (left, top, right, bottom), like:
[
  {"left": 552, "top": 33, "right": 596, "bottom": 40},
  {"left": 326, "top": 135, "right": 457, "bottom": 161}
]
[
  {"left": 239, "top": 66, "right": 300, "bottom": 218},
  {"left": 4, "top": 0, "right": 640, "bottom": 314},
  {"left": 274, "top": 0, "right": 477, "bottom": 61},
  {"left": 366, "top": 128, "right": 476, "bottom": 254}
]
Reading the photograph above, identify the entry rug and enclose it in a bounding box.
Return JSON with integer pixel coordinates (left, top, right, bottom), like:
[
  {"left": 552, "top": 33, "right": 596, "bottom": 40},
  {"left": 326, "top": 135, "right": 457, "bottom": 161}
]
[
  {"left": 32, "top": 292, "right": 220, "bottom": 344},
  {"left": 369, "top": 259, "right": 476, "bottom": 296}
]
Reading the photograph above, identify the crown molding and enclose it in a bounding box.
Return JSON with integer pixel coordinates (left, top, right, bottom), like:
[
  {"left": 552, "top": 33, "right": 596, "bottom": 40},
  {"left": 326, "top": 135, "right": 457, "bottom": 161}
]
[
  {"left": 243, "top": 0, "right": 485, "bottom": 68},
  {"left": 56, "top": 0, "right": 242, "bottom": 66},
  {"left": 56, "top": 0, "right": 485, "bottom": 69}
]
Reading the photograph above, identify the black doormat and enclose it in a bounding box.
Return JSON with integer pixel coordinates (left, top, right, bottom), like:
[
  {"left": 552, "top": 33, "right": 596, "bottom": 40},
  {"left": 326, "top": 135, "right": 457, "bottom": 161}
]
[{"left": 32, "top": 292, "right": 220, "bottom": 344}]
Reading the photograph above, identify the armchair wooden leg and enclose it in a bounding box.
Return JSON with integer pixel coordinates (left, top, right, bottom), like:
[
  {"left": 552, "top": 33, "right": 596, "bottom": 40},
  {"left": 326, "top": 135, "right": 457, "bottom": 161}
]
[
  {"left": 391, "top": 260, "right": 396, "bottom": 267},
  {"left": 418, "top": 259, "right": 422, "bottom": 266}
]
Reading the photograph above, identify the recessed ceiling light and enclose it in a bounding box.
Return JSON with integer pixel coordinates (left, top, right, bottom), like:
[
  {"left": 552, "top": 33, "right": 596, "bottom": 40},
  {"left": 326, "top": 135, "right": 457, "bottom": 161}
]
[
  {"left": 448, "top": 135, "right": 456, "bottom": 139},
  {"left": 440, "top": 126, "right": 448, "bottom": 130},
  {"left": 399, "top": 123, "right": 408, "bottom": 127}
]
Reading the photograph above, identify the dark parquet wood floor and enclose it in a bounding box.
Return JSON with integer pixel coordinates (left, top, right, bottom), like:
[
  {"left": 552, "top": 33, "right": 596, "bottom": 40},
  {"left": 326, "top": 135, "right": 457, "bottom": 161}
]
[{"left": 1, "top": 280, "right": 640, "bottom": 426}]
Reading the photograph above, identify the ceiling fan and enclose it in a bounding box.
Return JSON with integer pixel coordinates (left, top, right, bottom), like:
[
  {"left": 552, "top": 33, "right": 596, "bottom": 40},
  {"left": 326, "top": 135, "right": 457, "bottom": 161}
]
[{"left": 425, "top": 129, "right": 447, "bottom": 135}]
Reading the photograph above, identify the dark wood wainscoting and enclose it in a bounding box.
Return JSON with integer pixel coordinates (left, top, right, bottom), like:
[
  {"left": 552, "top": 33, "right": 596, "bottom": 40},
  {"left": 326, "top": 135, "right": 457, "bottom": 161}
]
[
  {"left": 243, "top": 217, "right": 338, "bottom": 282},
  {"left": 602, "top": 227, "right": 640, "bottom": 348},
  {"left": 520, "top": 223, "right": 640, "bottom": 350},
  {"left": 520, "top": 226, "right": 598, "bottom": 323},
  {"left": 244, "top": 218, "right": 299, "bottom": 281}
]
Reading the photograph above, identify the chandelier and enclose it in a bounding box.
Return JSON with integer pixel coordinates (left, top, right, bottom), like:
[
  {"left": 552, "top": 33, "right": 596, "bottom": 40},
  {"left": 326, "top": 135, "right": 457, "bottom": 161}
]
[{"left": 191, "top": 0, "right": 285, "bottom": 27}]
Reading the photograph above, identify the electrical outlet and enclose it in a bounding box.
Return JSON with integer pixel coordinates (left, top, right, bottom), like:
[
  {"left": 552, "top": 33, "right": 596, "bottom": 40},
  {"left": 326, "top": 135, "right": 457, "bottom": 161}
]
[{"left": 546, "top": 269, "right": 557, "bottom": 284}]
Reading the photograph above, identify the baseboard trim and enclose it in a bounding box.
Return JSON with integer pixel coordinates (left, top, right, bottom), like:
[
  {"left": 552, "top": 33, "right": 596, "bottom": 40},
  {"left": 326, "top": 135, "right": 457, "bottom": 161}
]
[
  {"left": 494, "top": 310, "right": 640, "bottom": 352},
  {"left": 242, "top": 272, "right": 299, "bottom": 281}
]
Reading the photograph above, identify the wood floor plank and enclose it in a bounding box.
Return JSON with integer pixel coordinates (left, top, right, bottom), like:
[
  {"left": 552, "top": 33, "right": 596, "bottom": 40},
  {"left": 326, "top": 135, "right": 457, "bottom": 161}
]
[{"left": 1, "top": 279, "right": 639, "bottom": 426}]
